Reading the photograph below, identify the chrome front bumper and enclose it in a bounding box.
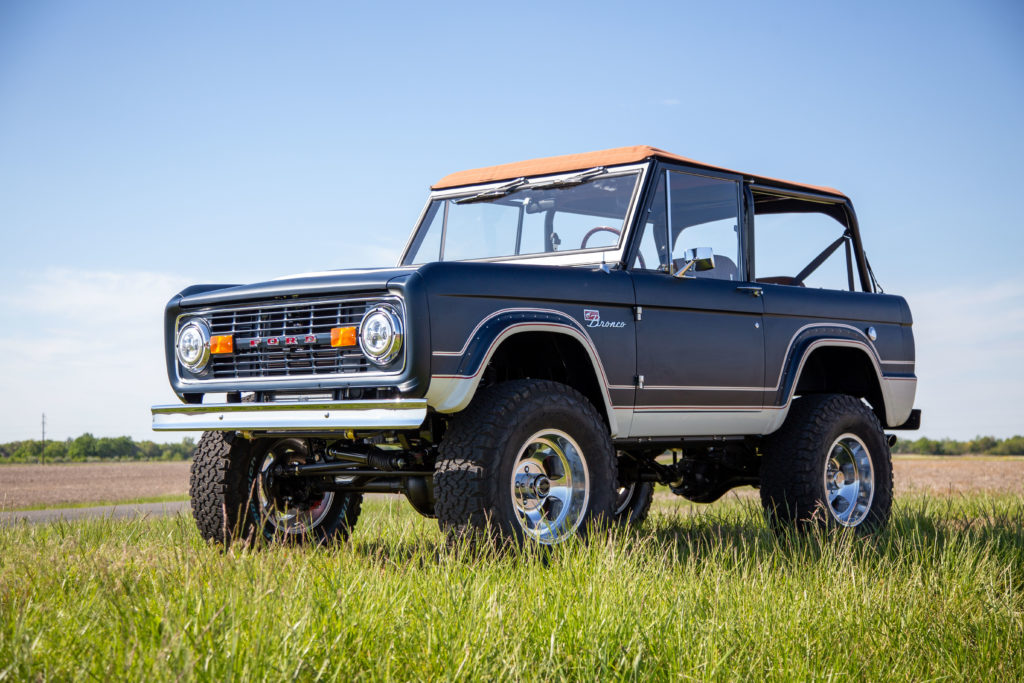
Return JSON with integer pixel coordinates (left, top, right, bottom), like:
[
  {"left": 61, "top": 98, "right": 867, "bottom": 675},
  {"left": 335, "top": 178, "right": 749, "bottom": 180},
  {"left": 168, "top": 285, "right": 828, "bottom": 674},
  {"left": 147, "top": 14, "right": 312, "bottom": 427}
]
[{"left": 151, "top": 399, "right": 428, "bottom": 432}]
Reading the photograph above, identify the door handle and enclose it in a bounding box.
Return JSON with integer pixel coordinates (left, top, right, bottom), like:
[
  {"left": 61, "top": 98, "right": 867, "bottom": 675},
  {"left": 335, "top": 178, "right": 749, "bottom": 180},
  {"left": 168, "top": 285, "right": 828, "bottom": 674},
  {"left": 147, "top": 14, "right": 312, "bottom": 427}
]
[{"left": 736, "top": 286, "right": 763, "bottom": 297}]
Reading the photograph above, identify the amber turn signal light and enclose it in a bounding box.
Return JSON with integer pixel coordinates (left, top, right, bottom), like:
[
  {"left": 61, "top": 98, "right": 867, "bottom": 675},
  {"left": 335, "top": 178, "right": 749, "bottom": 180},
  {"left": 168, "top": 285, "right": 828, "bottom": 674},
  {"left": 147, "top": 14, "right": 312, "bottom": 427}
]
[
  {"left": 210, "top": 335, "right": 234, "bottom": 354},
  {"left": 331, "top": 326, "right": 358, "bottom": 347}
]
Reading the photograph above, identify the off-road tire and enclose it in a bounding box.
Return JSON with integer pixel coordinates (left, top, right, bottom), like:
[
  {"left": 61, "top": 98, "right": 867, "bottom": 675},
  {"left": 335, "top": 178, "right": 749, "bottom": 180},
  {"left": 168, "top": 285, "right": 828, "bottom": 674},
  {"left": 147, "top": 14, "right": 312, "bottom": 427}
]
[
  {"left": 434, "top": 379, "right": 617, "bottom": 545},
  {"left": 189, "top": 431, "right": 362, "bottom": 545},
  {"left": 760, "top": 394, "right": 893, "bottom": 533}
]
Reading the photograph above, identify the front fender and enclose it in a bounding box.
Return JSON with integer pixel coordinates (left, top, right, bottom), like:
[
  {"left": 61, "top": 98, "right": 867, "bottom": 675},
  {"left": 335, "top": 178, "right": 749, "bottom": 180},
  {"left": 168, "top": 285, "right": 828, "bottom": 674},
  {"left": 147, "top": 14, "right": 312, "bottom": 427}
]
[{"left": 424, "top": 308, "right": 620, "bottom": 435}]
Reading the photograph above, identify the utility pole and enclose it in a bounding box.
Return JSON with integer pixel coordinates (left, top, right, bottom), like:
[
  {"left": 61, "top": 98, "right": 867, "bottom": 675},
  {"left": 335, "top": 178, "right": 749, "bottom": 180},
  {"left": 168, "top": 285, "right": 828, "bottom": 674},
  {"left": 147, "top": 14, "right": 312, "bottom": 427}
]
[{"left": 41, "top": 413, "right": 45, "bottom": 465}]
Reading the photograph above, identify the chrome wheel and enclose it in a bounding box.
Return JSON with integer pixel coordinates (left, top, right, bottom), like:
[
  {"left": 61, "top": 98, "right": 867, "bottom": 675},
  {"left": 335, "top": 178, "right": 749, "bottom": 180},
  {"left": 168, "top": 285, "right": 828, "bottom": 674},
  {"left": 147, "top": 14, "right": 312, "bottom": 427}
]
[
  {"left": 257, "top": 440, "right": 334, "bottom": 535},
  {"left": 510, "top": 429, "right": 590, "bottom": 544},
  {"left": 823, "top": 433, "right": 875, "bottom": 527}
]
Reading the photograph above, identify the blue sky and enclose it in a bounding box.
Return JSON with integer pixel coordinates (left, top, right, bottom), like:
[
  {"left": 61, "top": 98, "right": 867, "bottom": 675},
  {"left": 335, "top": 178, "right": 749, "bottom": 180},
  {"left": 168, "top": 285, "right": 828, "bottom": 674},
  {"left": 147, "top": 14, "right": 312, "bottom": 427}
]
[{"left": 1, "top": 0, "right": 1021, "bottom": 442}]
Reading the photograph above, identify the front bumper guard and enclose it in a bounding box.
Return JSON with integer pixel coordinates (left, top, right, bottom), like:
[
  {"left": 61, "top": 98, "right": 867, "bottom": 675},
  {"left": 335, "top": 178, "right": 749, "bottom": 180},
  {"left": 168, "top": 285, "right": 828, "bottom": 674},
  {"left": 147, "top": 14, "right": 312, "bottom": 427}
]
[{"left": 151, "top": 399, "right": 428, "bottom": 433}]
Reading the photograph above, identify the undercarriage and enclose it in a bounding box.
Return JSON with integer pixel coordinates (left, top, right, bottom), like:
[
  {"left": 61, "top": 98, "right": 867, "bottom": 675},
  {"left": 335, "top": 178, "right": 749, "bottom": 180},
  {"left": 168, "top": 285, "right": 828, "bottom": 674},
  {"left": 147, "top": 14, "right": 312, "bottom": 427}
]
[
  {"left": 617, "top": 439, "right": 762, "bottom": 503},
  {"left": 253, "top": 431, "right": 763, "bottom": 525},
  {"left": 268, "top": 436, "right": 439, "bottom": 517},
  {"left": 186, "top": 390, "right": 894, "bottom": 546}
]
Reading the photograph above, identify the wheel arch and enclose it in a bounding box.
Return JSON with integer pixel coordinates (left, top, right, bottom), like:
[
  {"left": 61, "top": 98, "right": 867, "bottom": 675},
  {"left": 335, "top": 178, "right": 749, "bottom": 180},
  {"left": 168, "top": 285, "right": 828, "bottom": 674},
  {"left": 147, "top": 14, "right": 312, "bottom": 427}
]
[
  {"left": 425, "top": 317, "right": 619, "bottom": 435},
  {"left": 777, "top": 337, "right": 910, "bottom": 429},
  {"left": 486, "top": 331, "right": 610, "bottom": 426},
  {"left": 791, "top": 344, "right": 886, "bottom": 423}
]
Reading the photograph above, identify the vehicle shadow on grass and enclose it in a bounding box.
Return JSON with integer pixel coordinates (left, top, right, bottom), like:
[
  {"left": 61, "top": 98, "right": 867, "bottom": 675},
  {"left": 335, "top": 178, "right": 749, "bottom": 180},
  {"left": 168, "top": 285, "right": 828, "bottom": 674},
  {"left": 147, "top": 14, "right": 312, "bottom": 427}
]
[
  {"left": 635, "top": 495, "right": 1024, "bottom": 567},
  {"left": 348, "top": 525, "right": 566, "bottom": 568},
  {"left": 339, "top": 494, "right": 1024, "bottom": 569}
]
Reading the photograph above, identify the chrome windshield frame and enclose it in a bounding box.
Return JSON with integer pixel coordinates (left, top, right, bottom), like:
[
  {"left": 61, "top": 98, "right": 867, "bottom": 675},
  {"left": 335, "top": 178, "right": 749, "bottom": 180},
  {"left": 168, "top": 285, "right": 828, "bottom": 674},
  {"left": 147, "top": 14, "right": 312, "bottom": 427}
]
[{"left": 398, "top": 162, "right": 650, "bottom": 268}]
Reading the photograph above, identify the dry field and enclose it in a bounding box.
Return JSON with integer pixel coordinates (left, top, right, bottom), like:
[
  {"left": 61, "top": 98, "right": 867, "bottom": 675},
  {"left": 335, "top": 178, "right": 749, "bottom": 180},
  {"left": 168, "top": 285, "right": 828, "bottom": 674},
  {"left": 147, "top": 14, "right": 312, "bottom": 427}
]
[
  {"left": 893, "top": 455, "right": 1024, "bottom": 495},
  {"left": 0, "top": 461, "right": 190, "bottom": 509},
  {"left": 0, "top": 456, "right": 1021, "bottom": 510}
]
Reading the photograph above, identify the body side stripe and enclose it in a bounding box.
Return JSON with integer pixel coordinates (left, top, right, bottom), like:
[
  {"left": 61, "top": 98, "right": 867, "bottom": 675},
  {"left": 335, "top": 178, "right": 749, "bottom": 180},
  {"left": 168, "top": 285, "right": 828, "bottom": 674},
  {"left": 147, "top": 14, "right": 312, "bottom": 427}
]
[
  {"left": 429, "top": 314, "right": 914, "bottom": 436},
  {"left": 636, "top": 323, "right": 912, "bottom": 394},
  {"left": 432, "top": 307, "right": 586, "bottom": 357},
  {"left": 427, "top": 317, "right": 625, "bottom": 434}
]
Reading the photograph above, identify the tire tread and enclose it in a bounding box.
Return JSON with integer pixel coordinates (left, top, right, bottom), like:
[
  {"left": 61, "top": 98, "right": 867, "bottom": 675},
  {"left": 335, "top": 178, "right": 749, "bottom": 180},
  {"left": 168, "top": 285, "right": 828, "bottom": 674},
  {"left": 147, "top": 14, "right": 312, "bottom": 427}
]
[
  {"left": 760, "top": 393, "right": 893, "bottom": 532},
  {"left": 434, "top": 379, "right": 616, "bottom": 543},
  {"left": 189, "top": 432, "right": 362, "bottom": 545}
]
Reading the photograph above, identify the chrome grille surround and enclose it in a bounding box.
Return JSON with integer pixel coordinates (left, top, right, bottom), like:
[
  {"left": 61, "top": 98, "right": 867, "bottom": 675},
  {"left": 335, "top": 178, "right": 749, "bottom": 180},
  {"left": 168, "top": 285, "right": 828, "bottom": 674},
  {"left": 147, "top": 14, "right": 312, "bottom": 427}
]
[{"left": 174, "top": 294, "right": 404, "bottom": 384}]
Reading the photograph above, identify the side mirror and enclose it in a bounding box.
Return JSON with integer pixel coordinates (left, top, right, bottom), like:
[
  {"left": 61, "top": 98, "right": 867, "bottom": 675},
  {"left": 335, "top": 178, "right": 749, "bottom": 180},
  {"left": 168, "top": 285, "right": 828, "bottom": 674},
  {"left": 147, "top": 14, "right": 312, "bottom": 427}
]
[{"left": 674, "top": 247, "right": 716, "bottom": 278}]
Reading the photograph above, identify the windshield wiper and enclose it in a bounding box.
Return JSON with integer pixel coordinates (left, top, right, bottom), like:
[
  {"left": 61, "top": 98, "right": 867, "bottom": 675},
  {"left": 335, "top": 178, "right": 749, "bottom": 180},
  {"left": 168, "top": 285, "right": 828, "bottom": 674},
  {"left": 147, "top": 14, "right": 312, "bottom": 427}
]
[
  {"left": 455, "top": 177, "right": 528, "bottom": 204},
  {"left": 527, "top": 166, "right": 607, "bottom": 190},
  {"left": 454, "top": 167, "right": 610, "bottom": 205}
]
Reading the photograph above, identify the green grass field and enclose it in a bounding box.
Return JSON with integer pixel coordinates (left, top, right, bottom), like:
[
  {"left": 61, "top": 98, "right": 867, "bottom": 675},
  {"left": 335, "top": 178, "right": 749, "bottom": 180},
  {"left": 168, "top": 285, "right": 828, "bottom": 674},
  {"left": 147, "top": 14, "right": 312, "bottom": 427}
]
[{"left": 1, "top": 494, "right": 1022, "bottom": 681}]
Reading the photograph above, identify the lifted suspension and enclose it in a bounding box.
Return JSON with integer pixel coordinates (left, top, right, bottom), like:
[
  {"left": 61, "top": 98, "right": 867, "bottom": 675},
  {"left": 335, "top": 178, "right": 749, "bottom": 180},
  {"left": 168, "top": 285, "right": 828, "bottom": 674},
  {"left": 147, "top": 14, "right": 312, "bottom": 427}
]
[
  {"left": 273, "top": 447, "right": 431, "bottom": 478},
  {"left": 619, "top": 442, "right": 761, "bottom": 504},
  {"left": 272, "top": 445, "right": 437, "bottom": 516}
]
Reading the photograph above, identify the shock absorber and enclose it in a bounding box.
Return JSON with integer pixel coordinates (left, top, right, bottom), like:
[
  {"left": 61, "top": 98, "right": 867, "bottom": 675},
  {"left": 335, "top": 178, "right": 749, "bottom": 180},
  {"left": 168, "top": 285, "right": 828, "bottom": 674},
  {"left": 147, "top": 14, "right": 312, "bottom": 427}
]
[
  {"left": 367, "top": 451, "right": 408, "bottom": 471},
  {"left": 327, "top": 447, "right": 408, "bottom": 471}
]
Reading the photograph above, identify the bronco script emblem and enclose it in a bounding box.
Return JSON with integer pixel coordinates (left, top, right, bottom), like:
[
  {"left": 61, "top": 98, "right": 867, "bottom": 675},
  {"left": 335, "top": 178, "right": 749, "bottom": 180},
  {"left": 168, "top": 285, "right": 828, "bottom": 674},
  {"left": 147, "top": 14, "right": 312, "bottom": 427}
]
[{"left": 582, "top": 308, "right": 626, "bottom": 329}]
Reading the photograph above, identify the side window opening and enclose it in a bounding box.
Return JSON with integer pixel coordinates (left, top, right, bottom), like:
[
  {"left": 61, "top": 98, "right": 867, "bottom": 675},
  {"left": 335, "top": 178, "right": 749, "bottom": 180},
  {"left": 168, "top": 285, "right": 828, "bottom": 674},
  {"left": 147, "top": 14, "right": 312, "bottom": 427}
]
[
  {"left": 668, "top": 171, "right": 741, "bottom": 281},
  {"left": 672, "top": 220, "right": 740, "bottom": 281},
  {"left": 753, "top": 193, "right": 855, "bottom": 291},
  {"left": 631, "top": 174, "right": 668, "bottom": 270},
  {"left": 630, "top": 169, "right": 742, "bottom": 279}
]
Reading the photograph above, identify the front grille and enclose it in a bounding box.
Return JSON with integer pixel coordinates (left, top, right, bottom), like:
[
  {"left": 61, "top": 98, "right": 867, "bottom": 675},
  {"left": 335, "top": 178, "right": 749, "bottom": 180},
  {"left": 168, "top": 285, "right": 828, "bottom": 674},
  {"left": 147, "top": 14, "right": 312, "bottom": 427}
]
[{"left": 185, "top": 295, "right": 398, "bottom": 380}]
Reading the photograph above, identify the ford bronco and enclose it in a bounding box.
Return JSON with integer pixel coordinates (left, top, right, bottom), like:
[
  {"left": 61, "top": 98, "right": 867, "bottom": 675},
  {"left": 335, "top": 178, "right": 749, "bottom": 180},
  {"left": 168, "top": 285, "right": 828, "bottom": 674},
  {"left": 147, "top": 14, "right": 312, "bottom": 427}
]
[{"left": 152, "top": 146, "right": 920, "bottom": 545}]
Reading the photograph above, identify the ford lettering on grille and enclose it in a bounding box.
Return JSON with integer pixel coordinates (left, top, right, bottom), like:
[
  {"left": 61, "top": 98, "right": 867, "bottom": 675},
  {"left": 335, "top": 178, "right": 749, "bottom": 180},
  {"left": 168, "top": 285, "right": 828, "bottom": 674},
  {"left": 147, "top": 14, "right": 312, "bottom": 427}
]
[
  {"left": 181, "top": 295, "right": 399, "bottom": 380},
  {"left": 244, "top": 334, "right": 326, "bottom": 349}
]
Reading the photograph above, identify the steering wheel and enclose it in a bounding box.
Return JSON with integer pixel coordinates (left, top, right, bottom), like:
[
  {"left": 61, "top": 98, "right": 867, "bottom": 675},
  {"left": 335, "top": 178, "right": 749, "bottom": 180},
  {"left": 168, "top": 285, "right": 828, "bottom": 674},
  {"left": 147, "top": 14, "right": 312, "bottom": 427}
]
[
  {"left": 580, "top": 226, "right": 646, "bottom": 269},
  {"left": 580, "top": 226, "right": 620, "bottom": 249}
]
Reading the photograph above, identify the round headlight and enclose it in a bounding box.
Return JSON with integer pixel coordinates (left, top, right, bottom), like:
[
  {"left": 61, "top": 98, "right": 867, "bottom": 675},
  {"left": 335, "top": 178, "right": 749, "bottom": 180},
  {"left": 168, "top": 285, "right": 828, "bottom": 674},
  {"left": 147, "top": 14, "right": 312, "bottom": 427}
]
[
  {"left": 176, "top": 319, "right": 211, "bottom": 372},
  {"left": 359, "top": 305, "right": 403, "bottom": 366}
]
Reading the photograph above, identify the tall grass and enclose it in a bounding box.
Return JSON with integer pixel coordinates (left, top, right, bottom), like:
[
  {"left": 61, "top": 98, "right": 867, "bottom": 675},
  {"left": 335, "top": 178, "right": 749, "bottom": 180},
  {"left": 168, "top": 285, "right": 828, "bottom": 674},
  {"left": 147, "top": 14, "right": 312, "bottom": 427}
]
[{"left": 1, "top": 493, "right": 1022, "bottom": 681}]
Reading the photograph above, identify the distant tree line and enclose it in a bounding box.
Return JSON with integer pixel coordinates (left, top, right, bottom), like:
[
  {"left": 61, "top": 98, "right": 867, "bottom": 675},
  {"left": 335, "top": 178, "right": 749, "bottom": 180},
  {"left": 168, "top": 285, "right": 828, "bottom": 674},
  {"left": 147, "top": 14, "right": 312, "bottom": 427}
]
[
  {"left": 2, "top": 433, "right": 1022, "bottom": 463},
  {"left": 0, "top": 434, "right": 195, "bottom": 464},
  {"left": 892, "top": 435, "right": 1024, "bottom": 456}
]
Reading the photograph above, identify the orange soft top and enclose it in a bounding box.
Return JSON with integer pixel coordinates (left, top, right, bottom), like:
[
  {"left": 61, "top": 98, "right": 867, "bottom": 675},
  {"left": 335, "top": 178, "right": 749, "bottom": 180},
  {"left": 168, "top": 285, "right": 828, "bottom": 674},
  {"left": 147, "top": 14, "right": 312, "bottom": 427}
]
[{"left": 432, "top": 145, "right": 846, "bottom": 199}]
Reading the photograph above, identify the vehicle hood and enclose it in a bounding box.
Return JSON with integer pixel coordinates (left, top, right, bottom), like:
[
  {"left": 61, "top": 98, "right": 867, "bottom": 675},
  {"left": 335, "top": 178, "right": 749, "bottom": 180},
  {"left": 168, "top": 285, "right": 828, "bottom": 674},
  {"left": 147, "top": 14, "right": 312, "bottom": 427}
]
[{"left": 176, "top": 266, "right": 420, "bottom": 307}]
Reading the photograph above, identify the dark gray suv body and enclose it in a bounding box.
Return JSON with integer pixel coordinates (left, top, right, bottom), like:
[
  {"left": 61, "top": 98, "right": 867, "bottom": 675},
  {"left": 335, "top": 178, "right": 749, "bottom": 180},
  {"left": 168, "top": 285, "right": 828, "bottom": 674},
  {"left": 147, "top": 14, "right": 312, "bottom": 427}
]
[{"left": 154, "top": 146, "right": 918, "bottom": 545}]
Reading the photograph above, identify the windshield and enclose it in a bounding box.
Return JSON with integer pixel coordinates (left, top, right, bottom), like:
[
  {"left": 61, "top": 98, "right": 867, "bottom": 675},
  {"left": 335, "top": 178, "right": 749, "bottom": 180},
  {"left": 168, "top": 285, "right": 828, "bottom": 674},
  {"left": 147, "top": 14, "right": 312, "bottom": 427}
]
[{"left": 402, "top": 171, "right": 641, "bottom": 264}]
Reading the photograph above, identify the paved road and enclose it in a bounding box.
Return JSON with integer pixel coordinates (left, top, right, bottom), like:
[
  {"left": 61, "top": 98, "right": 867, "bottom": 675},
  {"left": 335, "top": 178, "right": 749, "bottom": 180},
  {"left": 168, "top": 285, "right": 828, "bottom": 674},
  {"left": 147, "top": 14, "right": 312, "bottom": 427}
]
[{"left": 1, "top": 500, "right": 190, "bottom": 526}]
